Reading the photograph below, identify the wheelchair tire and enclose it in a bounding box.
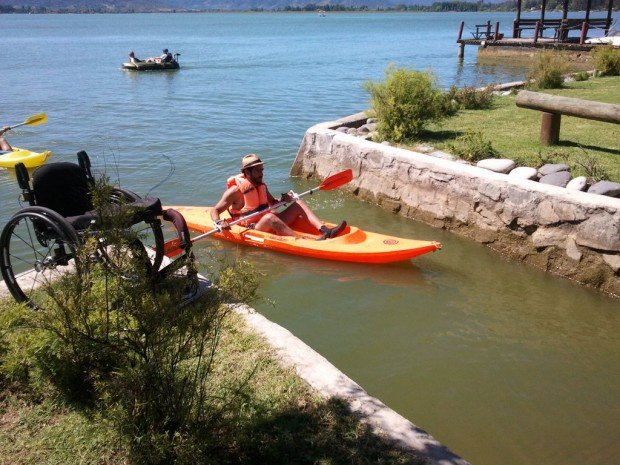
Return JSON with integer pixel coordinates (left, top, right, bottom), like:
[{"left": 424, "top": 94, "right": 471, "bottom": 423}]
[
  {"left": 108, "top": 188, "right": 164, "bottom": 272},
  {"left": 0, "top": 208, "right": 81, "bottom": 310}
]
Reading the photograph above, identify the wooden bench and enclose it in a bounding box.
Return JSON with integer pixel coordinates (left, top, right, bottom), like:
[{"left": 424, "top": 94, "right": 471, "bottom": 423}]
[
  {"left": 515, "top": 90, "right": 620, "bottom": 145},
  {"left": 556, "top": 18, "right": 609, "bottom": 42},
  {"left": 513, "top": 19, "right": 563, "bottom": 39},
  {"left": 472, "top": 23, "right": 492, "bottom": 40}
]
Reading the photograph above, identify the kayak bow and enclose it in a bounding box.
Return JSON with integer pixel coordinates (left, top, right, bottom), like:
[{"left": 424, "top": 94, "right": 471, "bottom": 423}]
[
  {"left": 0, "top": 147, "right": 52, "bottom": 169},
  {"left": 166, "top": 205, "right": 441, "bottom": 264}
]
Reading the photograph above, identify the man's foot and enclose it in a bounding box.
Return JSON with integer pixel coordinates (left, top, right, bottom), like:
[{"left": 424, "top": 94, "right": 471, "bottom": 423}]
[{"left": 317, "top": 221, "right": 347, "bottom": 241}]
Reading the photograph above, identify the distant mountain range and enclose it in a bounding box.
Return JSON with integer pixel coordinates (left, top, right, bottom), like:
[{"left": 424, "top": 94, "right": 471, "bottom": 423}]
[{"left": 0, "top": 0, "right": 505, "bottom": 12}]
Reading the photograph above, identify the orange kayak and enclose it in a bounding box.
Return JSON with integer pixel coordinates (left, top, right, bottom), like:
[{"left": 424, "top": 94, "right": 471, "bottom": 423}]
[{"left": 168, "top": 205, "right": 441, "bottom": 264}]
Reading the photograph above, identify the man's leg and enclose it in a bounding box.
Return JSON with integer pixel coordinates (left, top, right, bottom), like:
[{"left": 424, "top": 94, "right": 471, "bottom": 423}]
[
  {"left": 253, "top": 212, "right": 296, "bottom": 236},
  {"left": 0, "top": 137, "right": 12, "bottom": 152},
  {"left": 277, "top": 200, "right": 324, "bottom": 231}
]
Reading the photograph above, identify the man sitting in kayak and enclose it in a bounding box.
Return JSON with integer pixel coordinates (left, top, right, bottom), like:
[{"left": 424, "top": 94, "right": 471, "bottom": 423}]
[
  {"left": 0, "top": 126, "right": 13, "bottom": 153},
  {"left": 211, "top": 154, "right": 346, "bottom": 240}
]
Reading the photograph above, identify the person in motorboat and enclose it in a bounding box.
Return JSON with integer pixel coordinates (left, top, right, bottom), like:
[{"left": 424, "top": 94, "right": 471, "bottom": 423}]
[
  {"left": 211, "top": 153, "right": 346, "bottom": 240},
  {"left": 160, "top": 48, "right": 173, "bottom": 63},
  {"left": 0, "top": 126, "right": 14, "bottom": 154},
  {"left": 147, "top": 49, "right": 174, "bottom": 63},
  {"left": 128, "top": 51, "right": 143, "bottom": 64}
]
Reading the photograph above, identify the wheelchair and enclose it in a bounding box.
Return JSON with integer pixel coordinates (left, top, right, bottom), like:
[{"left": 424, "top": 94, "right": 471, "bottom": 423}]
[{"left": 0, "top": 150, "right": 194, "bottom": 310}]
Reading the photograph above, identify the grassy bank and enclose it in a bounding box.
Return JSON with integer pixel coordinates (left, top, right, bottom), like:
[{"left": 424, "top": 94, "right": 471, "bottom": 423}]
[
  {"left": 0, "top": 297, "right": 421, "bottom": 465},
  {"left": 421, "top": 75, "right": 620, "bottom": 182}
]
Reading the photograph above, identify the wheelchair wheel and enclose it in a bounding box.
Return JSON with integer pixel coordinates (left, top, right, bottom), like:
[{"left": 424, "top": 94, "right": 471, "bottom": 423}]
[
  {"left": 0, "top": 208, "right": 81, "bottom": 310},
  {"left": 106, "top": 187, "right": 164, "bottom": 272}
]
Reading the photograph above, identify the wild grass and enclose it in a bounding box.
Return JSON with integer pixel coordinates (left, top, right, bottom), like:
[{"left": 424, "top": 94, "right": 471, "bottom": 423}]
[{"left": 0, "top": 297, "right": 421, "bottom": 464}]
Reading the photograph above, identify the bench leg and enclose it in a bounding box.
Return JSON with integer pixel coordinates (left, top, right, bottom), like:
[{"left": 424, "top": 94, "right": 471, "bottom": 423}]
[{"left": 540, "top": 112, "right": 561, "bottom": 145}]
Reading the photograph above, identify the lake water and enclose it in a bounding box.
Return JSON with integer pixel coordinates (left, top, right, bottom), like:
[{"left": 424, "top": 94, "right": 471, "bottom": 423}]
[{"left": 1, "top": 11, "right": 619, "bottom": 465}]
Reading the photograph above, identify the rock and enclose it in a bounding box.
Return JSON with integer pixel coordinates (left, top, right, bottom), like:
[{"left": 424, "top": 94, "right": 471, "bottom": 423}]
[
  {"left": 539, "top": 171, "right": 571, "bottom": 187},
  {"left": 429, "top": 151, "right": 456, "bottom": 161},
  {"left": 565, "top": 236, "right": 582, "bottom": 261},
  {"left": 508, "top": 166, "right": 538, "bottom": 180},
  {"left": 346, "top": 128, "right": 358, "bottom": 135},
  {"left": 413, "top": 145, "right": 434, "bottom": 154},
  {"left": 603, "top": 254, "right": 620, "bottom": 272},
  {"left": 381, "top": 141, "right": 391, "bottom": 146},
  {"left": 336, "top": 126, "right": 348, "bottom": 133},
  {"left": 367, "top": 117, "right": 377, "bottom": 124},
  {"left": 476, "top": 158, "right": 517, "bottom": 174},
  {"left": 587, "top": 181, "right": 620, "bottom": 198},
  {"left": 357, "top": 125, "right": 370, "bottom": 134},
  {"left": 566, "top": 176, "right": 587, "bottom": 191},
  {"left": 538, "top": 163, "right": 570, "bottom": 177}
]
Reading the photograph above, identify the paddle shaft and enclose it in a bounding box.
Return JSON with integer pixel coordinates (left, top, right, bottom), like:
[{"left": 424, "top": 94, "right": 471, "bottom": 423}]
[
  {"left": 189, "top": 183, "right": 324, "bottom": 244},
  {"left": 163, "top": 169, "right": 353, "bottom": 256}
]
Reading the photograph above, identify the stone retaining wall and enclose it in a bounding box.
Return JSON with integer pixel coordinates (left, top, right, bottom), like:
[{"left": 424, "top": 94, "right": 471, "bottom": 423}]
[{"left": 291, "top": 113, "right": 620, "bottom": 297}]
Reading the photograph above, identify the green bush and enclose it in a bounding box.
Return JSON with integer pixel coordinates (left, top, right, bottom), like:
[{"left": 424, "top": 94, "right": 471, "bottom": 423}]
[
  {"left": 573, "top": 71, "right": 590, "bottom": 82},
  {"left": 448, "top": 130, "right": 498, "bottom": 162},
  {"left": 0, "top": 179, "right": 263, "bottom": 464},
  {"left": 527, "top": 50, "right": 569, "bottom": 89},
  {"left": 592, "top": 46, "right": 620, "bottom": 76},
  {"left": 364, "top": 65, "right": 454, "bottom": 142},
  {"left": 447, "top": 85, "right": 495, "bottom": 110}
]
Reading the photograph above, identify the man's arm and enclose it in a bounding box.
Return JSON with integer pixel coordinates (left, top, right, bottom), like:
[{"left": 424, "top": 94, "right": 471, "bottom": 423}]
[{"left": 210, "top": 186, "right": 239, "bottom": 229}]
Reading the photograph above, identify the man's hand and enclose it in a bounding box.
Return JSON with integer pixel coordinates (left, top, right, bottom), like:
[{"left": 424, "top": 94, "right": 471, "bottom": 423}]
[
  {"left": 279, "top": 191, "right": 296, "bottom": 203},
  {"left": 214, "top": 219, "right": 230, "bottom": 231},
  {"left": 0, "top": 126, "right": 10, "bottom": 136}
]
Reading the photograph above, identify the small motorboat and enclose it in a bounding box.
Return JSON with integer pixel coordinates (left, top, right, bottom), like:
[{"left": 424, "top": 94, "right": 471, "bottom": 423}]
[
  {"left": 122, "top": 60, "right": 180, "bottom": 71},
  {"left": 0, "top": 147, "right": 52, "bottom": 169}
]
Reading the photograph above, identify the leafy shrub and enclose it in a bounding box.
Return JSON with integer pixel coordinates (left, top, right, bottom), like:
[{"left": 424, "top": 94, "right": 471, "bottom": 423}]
[
  {"left": 447, "top": 85, "right": 495, "bottom": 110},
  {"left": 592, "top": 45, "right": 620, "bottom": 76},
  {"left": 573, "top": 71, "right": 590, "bottom": 81},
  {"left": 572, "top": 147, "right": 610, "bottom": 182},
  {"left": 364, "top": 65, "right": 454, "bottom": 142},
  {"left": 527, "top": 50, "right": 569, "bottom": 89},
  {"left": 448, "top": 130, "right": 498, "bottom": 162},
  {"left": 0, "top": 179, "right": 263, "bottom": 464}
]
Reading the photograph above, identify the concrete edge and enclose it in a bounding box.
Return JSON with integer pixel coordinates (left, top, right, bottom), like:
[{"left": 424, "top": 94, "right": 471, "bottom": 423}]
[
  {"left": 231, "top": 302, "right": 471, "bottom": 465},
  {"left": 315, "top": 118, "right": 620, "bottom": 210}
]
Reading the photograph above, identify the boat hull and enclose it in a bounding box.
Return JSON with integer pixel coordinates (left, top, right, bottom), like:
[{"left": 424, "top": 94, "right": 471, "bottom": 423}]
[
  {"left": 0, "top": 147, "right": 52, "bottom": 169},
  {"left": 122, "top": 61, "right": 180, "bottom": 71},
  {"left": 167, "top": 205, "right": 441, "bottom": 264}
]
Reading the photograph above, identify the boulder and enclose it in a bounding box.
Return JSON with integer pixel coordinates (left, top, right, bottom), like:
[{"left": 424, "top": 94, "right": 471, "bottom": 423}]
[
  {"left": 539, "top": 171, "right": 571, "bottom": 187},
  {"left": 367, "top": 117, "right": 377, "bottom": 124},
  {"left": 508, "top": 166, "right": 538, "bottom": 180},
  {"left": 346, "top": 128, "right": 358, "bottom": 135},
  {"left": 476, "top": 158, "right": 517, "bottom": 174},
  {"left": 538, "top": 163, "right": 570, "bottom": 177},
  {"left": 565, "top": 176, "right": 587, "bottom": 191},
  {"left": 587, "top": 181, "right": 620, "bottom": 198},
  {"left": 336, "top": 126, "right": 348, "bottom": 133},
  {"left": 429, "top": 151, "right": 456, "bottom": 161}
]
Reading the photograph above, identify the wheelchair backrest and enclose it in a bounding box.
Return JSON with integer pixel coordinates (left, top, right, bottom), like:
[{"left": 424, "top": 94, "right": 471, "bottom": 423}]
[{"left": 32, "top": 162, "right": 94, "bottom": 217}]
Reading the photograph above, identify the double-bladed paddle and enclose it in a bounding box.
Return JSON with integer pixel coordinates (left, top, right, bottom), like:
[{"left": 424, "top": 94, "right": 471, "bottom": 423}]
[
  {"left": 5, "top": 113, "right": 48, "bottom": 131},
  {"left": 163, "top": 168, "right": 353, "bottom": 257}
]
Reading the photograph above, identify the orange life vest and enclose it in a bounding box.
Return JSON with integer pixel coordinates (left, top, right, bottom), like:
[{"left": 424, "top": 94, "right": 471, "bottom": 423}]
[{"left": 226, "top": 174, "right": 269, "bottom": 220}]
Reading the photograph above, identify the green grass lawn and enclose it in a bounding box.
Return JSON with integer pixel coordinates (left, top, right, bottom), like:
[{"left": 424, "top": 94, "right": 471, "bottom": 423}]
[{"left": 419, "top": 75, "right": 620, "bottom": 182}]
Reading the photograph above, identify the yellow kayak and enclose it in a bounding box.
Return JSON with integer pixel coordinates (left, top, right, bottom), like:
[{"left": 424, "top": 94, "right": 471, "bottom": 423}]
[{"left": 0, "top": 147, "right": 52, "bottom": 169}]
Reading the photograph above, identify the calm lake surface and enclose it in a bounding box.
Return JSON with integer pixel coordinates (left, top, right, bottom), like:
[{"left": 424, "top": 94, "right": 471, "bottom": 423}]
[{"left": 1, "top": 12, "right": 618, "bottom": 465}]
